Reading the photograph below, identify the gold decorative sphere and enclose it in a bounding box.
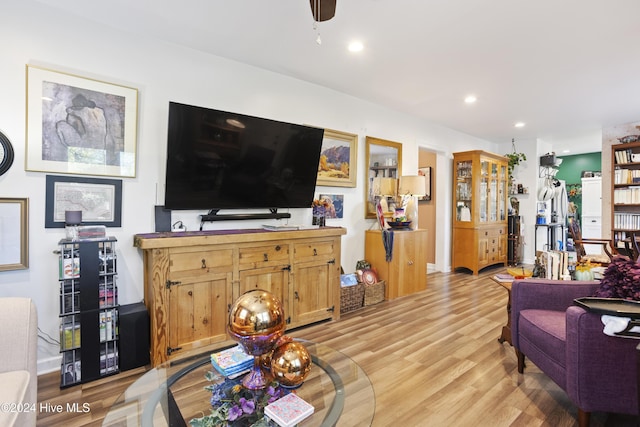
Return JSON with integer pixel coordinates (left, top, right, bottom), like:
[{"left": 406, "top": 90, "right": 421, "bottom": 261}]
[
  {"left": 270, "top": 341, "right": 312, "bottom": 388},
  {"left": 228, "top": 289, "right": 286, "bottom": 356}
]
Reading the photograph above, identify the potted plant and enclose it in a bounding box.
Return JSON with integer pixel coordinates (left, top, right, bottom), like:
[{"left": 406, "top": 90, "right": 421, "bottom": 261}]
[{"left": 505, "top": 138, "right": 526, "bottom": 181}]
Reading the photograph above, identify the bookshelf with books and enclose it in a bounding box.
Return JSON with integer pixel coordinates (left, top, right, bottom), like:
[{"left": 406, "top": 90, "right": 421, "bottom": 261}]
[
  {"left": 58, "top": 237, "right": 119, "bottom": 387},
  {"left": 612, "top": 140, "right": 640, "bottom": 252}
]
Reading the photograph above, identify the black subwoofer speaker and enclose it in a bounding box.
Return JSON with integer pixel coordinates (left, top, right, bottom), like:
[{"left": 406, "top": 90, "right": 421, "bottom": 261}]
[{"left": 119, "top": 302, "right": 150, "bottom": 371}]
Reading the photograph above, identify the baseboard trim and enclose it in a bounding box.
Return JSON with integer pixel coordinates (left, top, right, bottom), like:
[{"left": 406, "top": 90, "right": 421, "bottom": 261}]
[{"left": 38, "top": 355, "right": 62, "bottom": 375}]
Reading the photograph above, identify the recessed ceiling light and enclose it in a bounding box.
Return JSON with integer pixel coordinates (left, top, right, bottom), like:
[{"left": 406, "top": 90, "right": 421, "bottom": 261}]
[
  {"left": 514, "top": 122, "right": 525, "bottom": 128},
  {"left": 348, "top": 41, "right": 364, "bottom": 52},
  {"left": 563, "top": 149, "right": 571, "bottom": 153},
  {"left": 464, "top": 95, "right": 477, "bottom": 104}
]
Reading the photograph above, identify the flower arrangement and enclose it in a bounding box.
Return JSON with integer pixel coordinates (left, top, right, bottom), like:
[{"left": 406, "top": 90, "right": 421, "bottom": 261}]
[
  {"left": 190, "top": 371, "right": 286, "bottom": 427},
  {"left": 311, "top": 198, "right": 330, "bottom": 208},
  {"left": 593, "top": 256, "right": 640, "bottom": 300},
  {"left": 311, "top": 198, "right": 329, "bottom": 226}
]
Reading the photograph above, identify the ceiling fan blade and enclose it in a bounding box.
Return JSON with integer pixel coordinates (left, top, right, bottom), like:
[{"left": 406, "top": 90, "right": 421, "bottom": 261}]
[{"left": 310, "top": 0, "right": 336, "bottom": 22}]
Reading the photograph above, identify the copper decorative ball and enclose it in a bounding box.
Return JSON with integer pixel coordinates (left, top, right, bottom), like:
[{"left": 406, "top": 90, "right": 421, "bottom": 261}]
[
  {"left": 227, "top": 289, "right": 286, "bottom": 389},
  {"left": 270, "top": 341, "right": 312, "bottom": 388},
  {"left": 228, "top": 289, "right": 286, "bottom": 355}
]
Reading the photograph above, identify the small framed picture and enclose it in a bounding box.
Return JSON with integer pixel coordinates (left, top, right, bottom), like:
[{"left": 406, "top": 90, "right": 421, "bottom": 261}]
[
  {"left": 418, "top": 167, "right": 432, "bottom": 201},
  {"left": 45, "top": 175, "right": 122, "bottom": 228}
]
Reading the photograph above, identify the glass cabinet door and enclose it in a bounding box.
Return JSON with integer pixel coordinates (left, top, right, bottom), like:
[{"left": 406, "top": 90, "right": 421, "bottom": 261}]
[
  {"left": 499, "top": 164, "right": 506, "bottom": 221},
  {"left": 489, "top": 162, "right": 498, "bottom": 222},
  {"left": 455, "top": 160, "right": 472, "bottom": 222},
  {"left": 479, "top": 160, "right": 488, "bottom": 222}
]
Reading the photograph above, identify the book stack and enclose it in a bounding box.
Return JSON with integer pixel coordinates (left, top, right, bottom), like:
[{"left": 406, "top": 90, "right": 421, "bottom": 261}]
[
  {"left": 264, "top": 393, "right": 314, "bottom": 427},
  {"left": 614, "top": 149, "right": 638, "bottom": 164},
  {"left": 210, "top": 345, "right": 253, "bottom": 377}
]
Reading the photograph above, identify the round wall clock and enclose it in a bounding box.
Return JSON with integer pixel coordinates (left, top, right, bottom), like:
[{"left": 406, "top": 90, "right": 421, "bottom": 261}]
[{"left": 0, "top": 131, "right": 14, "bottom": 176}]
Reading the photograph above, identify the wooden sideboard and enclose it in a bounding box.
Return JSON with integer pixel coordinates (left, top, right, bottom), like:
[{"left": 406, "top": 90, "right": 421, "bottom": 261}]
[
  {"left": 134, "top": 227, "right": 345, "bottom": 367},
  {"left": 364, "top": 229, "right": 428, "bottom": 300}
]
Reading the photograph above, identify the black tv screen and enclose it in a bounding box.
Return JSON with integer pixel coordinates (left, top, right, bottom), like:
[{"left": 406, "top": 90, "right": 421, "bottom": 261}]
[{"left": 164, "top": 102, "right": 324, "bottom": 210}]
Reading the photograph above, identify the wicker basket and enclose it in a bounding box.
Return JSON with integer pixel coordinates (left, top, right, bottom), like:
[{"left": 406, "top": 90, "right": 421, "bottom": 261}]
[
  {"left": 340, "top": 283, "right": 365, "bottom": 314},
  {"left": 364, "top": 281, "right": 385, "bottom": 306}
]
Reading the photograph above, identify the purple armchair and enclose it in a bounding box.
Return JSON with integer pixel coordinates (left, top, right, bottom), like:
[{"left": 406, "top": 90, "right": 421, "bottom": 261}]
[{"left": 511, "top": 279, "right": 639, "bottom": 427}]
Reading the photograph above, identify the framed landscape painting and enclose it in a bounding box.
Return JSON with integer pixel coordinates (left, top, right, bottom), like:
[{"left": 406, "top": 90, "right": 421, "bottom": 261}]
[
  {"left": 26, "top": 65, "right": 138, "bottom": 178},
  {"left": 316, "top": 129, "right": 358, "bottom": 188}
]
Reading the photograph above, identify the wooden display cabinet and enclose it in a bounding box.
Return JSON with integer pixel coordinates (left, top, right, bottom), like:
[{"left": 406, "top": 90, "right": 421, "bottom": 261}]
[
  {"left": 364, "top": 229, "right": 427, "bottom": 300},
  {"left": 452, "top": 150, "right": 508, "bottom": 275},
  {"left": 134, "top": 227, "right": 345, "bottom": 367}
]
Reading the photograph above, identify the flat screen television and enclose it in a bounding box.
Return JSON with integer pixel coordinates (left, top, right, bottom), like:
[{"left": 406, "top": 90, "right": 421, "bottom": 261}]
[{"left": 164, "top": 102, "right": 324, "bottom": 211}]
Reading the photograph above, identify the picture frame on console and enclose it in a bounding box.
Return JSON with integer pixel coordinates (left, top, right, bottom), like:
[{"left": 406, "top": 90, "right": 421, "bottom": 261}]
[
  {"left": 26, "top": 65, "right": 138, "bottom": 178},
  {"left": 45, "top": 175, "right": 122, "bottom": 228},
  {"left": 0, "top": 197, "right": 29, "bottom": 271},
  {"left": 316, "top": 128, "right": 358, "bottom": 188}
]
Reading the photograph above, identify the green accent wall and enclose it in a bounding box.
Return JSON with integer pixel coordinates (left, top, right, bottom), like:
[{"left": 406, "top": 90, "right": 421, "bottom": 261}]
[
  {"left": 556, "top": 152, "right": 602, "bottom": 184},
  {"left": 556, "top": 152, "right": 602, "bottom": 217}
]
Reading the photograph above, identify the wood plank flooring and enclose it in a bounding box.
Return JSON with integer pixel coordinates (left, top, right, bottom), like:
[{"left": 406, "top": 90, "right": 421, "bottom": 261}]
[{"left": 36, "top": 267, "right": 638, "bottom": 426}]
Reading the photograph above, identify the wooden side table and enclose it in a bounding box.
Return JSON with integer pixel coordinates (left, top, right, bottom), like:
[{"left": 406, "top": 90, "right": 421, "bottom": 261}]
[{"left": 491, "top": 275, "right": 514, "bottom": 346}]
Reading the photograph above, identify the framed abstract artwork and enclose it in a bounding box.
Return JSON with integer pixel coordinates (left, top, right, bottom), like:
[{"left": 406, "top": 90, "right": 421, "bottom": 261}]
[{"left": 26, "top": 65, "right": 138, "bottom": 178}]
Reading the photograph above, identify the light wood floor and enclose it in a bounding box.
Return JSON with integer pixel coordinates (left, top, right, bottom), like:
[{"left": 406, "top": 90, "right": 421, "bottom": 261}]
[{"left": 37, "top": 267, "right": 638, "bottom": 426}]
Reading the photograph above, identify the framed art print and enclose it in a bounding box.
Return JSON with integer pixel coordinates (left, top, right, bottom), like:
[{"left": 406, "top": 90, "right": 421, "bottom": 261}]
[
  {"left": 26, "top": 65, "right": 138, "bottom": 178},
  {"left": 0, "top": 198, "right": 29, "bottom": 271},
  {"left": 418, "top": 166, "right": 432, "bottom": 201},
  {"left": 45, "top": 175, "right": 122, "bottom": 228},
  {"left": 316, "top": 128, "right": 358, "bottom": 188}
]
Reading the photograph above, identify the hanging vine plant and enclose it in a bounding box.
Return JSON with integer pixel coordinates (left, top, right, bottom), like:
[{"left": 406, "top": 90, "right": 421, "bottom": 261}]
[{"left": 505, "top": 138, "right": 526, "bottom": 178}]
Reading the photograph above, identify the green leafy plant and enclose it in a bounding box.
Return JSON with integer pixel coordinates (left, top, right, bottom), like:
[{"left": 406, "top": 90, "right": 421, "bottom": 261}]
[
  {"left": 505, "top": 152, "right": 527, "bottom": 177},
  {"left": 505, "top": 139, "right": 526, "bottom": 178}
]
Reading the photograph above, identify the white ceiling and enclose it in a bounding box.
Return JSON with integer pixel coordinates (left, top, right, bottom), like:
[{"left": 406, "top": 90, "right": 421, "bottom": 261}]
[{"left": 36, "top": 0, "right": 640, "bottom": 154}]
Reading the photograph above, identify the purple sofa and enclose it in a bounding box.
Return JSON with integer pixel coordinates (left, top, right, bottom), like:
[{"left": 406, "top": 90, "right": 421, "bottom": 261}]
[{"left": 511, "top": 279, "right": 639, "bottom": 427}]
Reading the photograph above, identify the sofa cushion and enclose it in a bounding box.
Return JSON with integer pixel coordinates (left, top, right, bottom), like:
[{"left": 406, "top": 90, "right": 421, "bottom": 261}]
[
  {"left": 0, "top": 370, "right": 30, "bottom": 427},
  {"left": 518, "top": 309, "right": 567, "bottom": 389}
]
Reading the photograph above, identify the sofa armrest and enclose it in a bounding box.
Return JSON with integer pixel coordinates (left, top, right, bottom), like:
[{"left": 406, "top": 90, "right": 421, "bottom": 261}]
[
  {"left": 511, "top": 279, "right": 600, "bottom": 312},
  {"left": 511, "top": 280, "right": 599, "bottom": 350},
  {"left": 0, "top": 298, "right": 38, "bottom": 426},
  {"left": 565, "top": 305, "right": 638, "bottom": 416}
]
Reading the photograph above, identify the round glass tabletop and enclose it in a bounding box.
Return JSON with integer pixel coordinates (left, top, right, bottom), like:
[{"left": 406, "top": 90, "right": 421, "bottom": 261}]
[{"left": 103, "top": 340, "right": 375, "bottom": 426}]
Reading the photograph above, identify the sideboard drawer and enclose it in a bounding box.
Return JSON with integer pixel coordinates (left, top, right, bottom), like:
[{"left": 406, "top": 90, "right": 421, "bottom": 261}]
[
  {"left": 169, "top": 249, "right": 233, "bottom": 275},
  {"left": 294, "top": 241, "right": 335, "bottom": 260},
  {"left": 238, "top": 244, "right": 290, "bottom": 269}
]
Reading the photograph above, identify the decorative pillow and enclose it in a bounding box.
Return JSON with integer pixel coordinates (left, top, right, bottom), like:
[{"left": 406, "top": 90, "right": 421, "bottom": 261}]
[{"left": 593, "top": 256, "right": 640, "bottom": 300}]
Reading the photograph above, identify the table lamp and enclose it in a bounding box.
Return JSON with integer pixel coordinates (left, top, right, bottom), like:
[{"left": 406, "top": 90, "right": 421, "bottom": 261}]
[
  {"left": 372, "top": 176, "right": 397, "bottom": 215},
  {"left": 399, "top": 175, "right": 426, "bottom": 230}
]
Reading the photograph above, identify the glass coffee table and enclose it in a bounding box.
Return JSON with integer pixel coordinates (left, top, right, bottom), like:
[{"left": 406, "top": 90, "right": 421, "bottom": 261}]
[{"left": 103, "top": 340, "right": 375, "bottom": 426}]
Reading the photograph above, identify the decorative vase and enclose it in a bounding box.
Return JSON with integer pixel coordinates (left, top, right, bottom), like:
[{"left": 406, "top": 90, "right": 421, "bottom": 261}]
[
  {"left": 312, "top": 206, "right": 326, "bottom": 226},
  {"left": 227, "top": 289, "right": 286, "bottom": 390}
]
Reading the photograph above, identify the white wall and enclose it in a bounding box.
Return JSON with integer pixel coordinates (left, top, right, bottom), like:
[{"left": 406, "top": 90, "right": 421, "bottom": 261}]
[{"left": 1, "top": 0, "right": 497, "bottom": 373}]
